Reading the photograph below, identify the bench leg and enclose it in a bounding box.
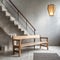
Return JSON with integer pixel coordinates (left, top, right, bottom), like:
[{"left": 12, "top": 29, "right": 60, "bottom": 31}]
[
  {"left": 40, "top": 44, "right": 41, "bottom": 49},
  {"left": 13, "top": 46, "right": 15, "bottom": 55},
  {"left": 12, "top": 40, "right": 15, "bottom": 55},
  {"left": 19, "top": 46, "right": 21, "bottom": 56},
  {"left": 46, "top": 38, "right": 48, "bottom": 50},
  {"left": 34, "top": 39, "right": 35, "bottom": 49},
  {"left": 19, "top": 40, "right": 21, "bottom": 56}
]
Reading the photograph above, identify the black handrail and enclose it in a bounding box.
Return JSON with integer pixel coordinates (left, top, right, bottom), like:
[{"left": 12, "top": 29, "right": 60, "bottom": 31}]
[{"left": 9, "top": 0, "right": 36, "bottom": 31}]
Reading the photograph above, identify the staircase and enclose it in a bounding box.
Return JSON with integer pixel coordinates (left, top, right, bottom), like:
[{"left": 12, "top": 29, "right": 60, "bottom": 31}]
[
  {"left": 0, "top": 1, "right": 28, "bottom": 36},
  {"left": 0, "top": 2, "right": 25, "bottom": 50},
  {"left": 0, "top": 0, "right": 36, "bottom": 51}
]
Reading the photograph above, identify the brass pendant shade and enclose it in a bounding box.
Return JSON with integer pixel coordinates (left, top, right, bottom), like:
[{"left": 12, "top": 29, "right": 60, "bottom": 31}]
[{"left": 48, "top": 4, "right": 55, "bottom": 16}]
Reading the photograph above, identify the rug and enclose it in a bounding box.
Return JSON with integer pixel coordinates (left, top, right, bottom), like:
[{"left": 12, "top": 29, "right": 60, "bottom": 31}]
[{"left": 33, "top": 53, "right": 60, "bottom": 60}]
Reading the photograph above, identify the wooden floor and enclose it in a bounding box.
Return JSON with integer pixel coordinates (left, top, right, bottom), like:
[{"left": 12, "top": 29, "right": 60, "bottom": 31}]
[{"left": 0, "top": 46, "right": 60, "bottom": 60}]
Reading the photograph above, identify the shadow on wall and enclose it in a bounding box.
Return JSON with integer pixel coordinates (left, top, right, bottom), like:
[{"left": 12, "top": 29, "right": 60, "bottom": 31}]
[{"left": 0, "top": 27, "right": 11, "bottom": 46}]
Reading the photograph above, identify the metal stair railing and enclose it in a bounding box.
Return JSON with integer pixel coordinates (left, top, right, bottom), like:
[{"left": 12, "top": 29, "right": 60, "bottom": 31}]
[{"left": 1, "top": 0, "right": 36, "bottom": 35}]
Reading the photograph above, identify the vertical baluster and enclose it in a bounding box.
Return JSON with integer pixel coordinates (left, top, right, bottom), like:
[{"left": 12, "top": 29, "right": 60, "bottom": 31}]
[
  {"left": 26, "top": 20, "right": 27, "bottom": 30},
  {"left": 34, "top": 29, "right": 35, "bottom": 49}
]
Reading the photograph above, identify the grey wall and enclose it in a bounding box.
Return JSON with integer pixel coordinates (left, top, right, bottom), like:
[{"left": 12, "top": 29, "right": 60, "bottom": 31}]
[
  {"left": 4, "top": 0, "right": 60, "bottom": 46},
  {"left": 0, "top": 0, "right": 1, "bottom": 1}
]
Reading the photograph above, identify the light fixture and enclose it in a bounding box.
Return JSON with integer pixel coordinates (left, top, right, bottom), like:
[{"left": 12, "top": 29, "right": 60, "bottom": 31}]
[{"left": 48, "top": 4, "right": 55, "bottom": 16}]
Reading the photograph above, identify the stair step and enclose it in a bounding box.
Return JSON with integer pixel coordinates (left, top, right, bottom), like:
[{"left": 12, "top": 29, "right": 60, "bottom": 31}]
[
  {"left": 10, "top": 21, "right": 14, "bottom": 25},
  {"left": 0, "top": 11, "right": 6, "bottom": 17},
  {"left": 5, "top": 12, "right": 10, "bottom": 16},
  {"left": 0, "top": 10, "right": 5, "bottom": 14},
  {"left": 18, "top": 29, "right": 21, "bottom": 31},
  {"left": 18, "top": 25, "right": 21, "bottom": 29},
  {"left": 0, "top": 3, "right": 7, "bottom": 11},
  {"left": 5, "top": 16, "right": 10, "bottom": 20},
  {"left": 1, "top": 5, "right": 7, "bottom": 12},
  {"left": 14, "top": 21, "right": 19, "bottom": 25},
  {"left": 10, "top": 16, "right": 15, "bottom": 21},
  {"left": 21, "top": 31, "right": 24, "bottom": 34},
  {"left": 14, "top": 25, "right": 19, "bottom": 29}
]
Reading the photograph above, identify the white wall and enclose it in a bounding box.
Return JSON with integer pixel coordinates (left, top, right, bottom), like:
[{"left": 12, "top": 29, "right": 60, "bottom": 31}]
[{"left": 4, "top": 0, "right": 60, "bottom": 45}]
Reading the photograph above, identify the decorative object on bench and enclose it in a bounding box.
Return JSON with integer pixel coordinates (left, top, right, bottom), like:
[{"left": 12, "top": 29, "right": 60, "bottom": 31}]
[{"left": 12, "top": 35, "right": 48, "bottom": 56}]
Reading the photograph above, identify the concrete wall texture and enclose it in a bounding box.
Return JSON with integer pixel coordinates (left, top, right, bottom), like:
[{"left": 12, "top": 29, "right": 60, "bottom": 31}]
[
  {"left": 11, "top": 0, "right": 60, "bottom": 46},
  {"left": 1, "top": 0, "right": 60, "bottom": 46}
]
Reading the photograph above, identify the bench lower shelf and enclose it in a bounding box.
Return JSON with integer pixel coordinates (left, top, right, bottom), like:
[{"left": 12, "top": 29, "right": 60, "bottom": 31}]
[{"left": 14, "top": 42, "right": 48, "bottom": 47}]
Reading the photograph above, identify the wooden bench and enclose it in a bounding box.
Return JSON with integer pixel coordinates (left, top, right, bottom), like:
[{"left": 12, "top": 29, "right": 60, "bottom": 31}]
[{"left": 12, "top": 35, "right": 48, "bottom": 56}]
